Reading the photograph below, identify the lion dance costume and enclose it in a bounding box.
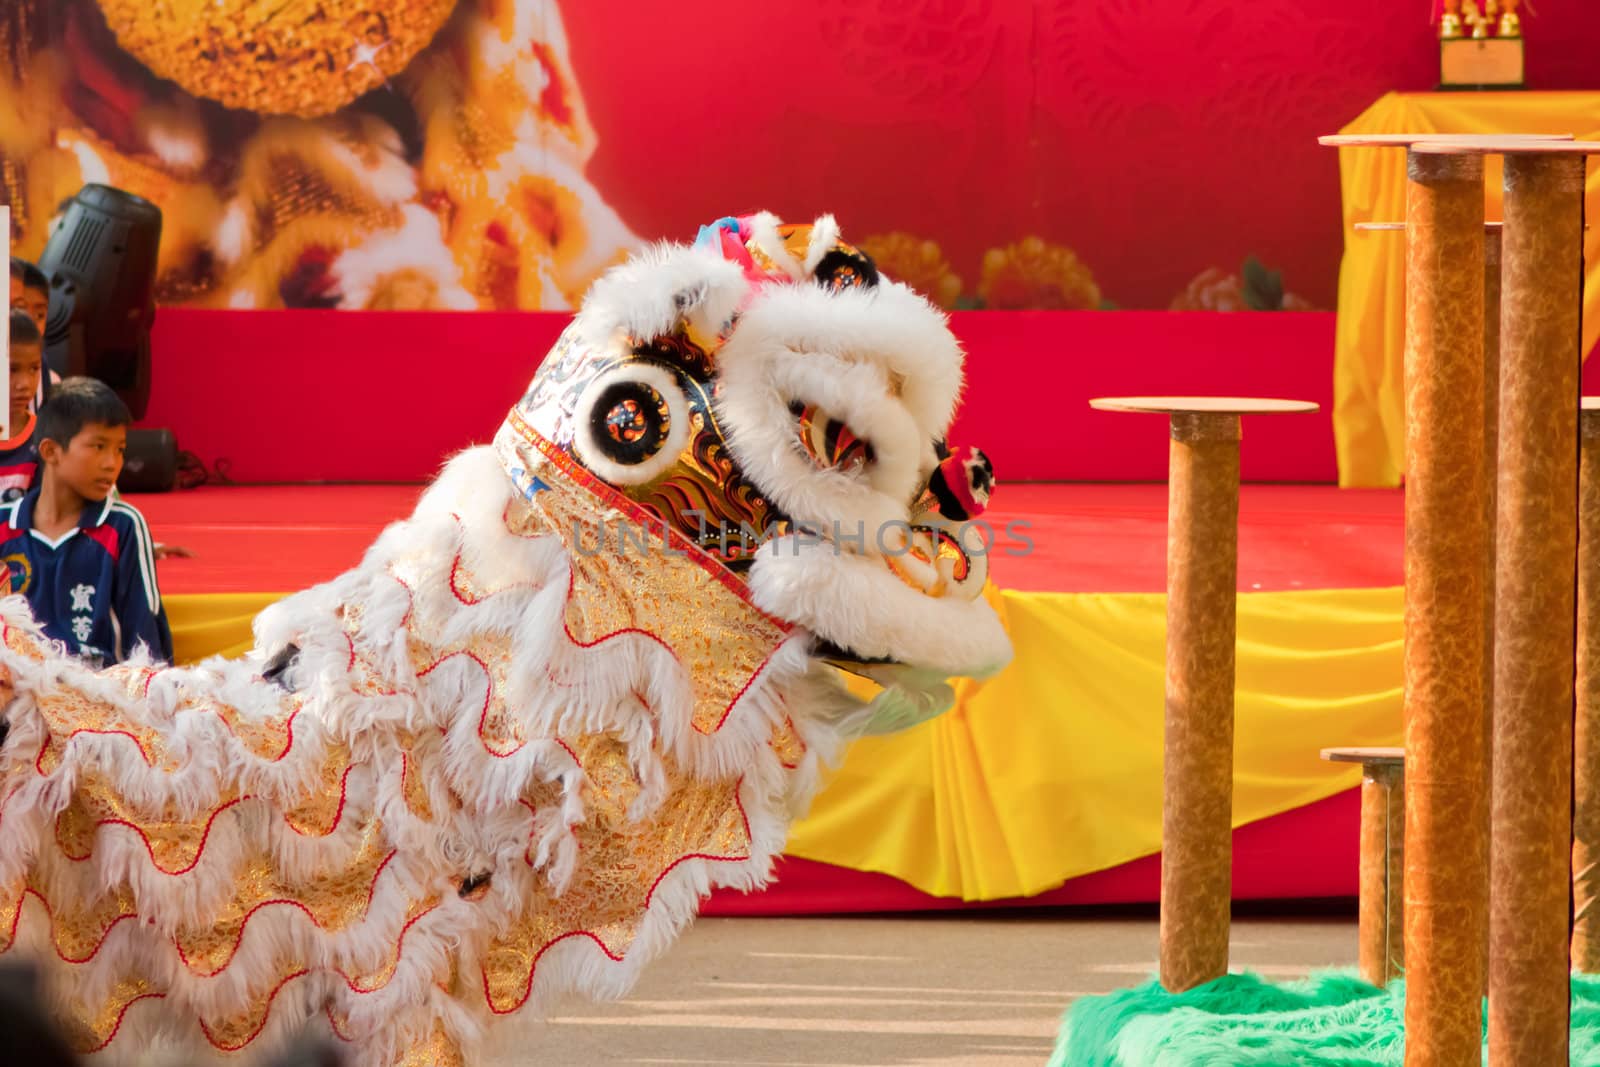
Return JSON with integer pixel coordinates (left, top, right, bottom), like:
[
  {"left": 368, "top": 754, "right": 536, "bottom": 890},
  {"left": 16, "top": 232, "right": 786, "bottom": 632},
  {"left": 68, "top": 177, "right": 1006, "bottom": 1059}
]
[
  {"left": 0, "top": 0, "right": 635, "bottom": 309},
  {"left": 0, "top": 213, "right": 1011, "bottom": 1064}
]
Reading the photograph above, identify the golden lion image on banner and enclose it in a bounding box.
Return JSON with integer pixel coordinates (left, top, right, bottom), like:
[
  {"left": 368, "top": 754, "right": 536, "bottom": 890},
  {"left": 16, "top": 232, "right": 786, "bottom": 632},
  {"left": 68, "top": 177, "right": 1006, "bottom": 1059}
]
[{"left": 0, "top": 0, "right": 638, "bottom": 310}]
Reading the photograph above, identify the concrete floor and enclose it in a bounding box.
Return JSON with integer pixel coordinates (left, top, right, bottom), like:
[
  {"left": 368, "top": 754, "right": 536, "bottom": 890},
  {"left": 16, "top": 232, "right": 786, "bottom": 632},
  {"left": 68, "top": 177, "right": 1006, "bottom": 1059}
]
[{"left": 516, "top": 909, "right": 1358, "bottom": 1066}]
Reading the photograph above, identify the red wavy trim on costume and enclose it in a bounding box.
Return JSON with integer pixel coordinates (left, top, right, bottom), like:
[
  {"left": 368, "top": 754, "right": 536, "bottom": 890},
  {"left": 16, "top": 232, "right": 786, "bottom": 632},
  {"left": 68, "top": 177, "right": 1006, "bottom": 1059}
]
[
  {"left": 176, "top": 899, "right": 319, "bottom": 977},
  {"left": 325, "top": 1005, "right": 357, "bottom": 1042},
  {"left": 496, "top": 455, "right": 794, "bottom": 738},
  {"left": 483, "top": 782, "right": 756, "bottom": 1015},
  {"left": 482, "top": 929, "right": 625, "bottom": 1015},
  {"left": 172, "top": 852, "right": 403, "bottom": 981},
  {"left": 0, "top": 886, "right": 137, "bottom": 965},
  {"left": 554, "top": 567, "right": 785, "bottom": 736},
  {"left": 450, "top": 548, "right": 548, "bottom": 608},
  {"left": 82, "top": 991, "right": 167, "bottom": 1053},
  {"left": 401, "top": 753, "right": 420, "bottom": 813},
  {"left": 199, "top": 968, "right": 310, "bottom": 1051},
  {"left": 210, "top": 705, "right": 300, "bottom": 763},
  {"left": 416, "top": 649, "right": 523, "bottom": 758},
  {"left": 345, "top": 632, "right": 358, "bottom": 673},
  {"left": 713, "top": 652, "right": 782, "bottom": 733},
  {"left": 59, "top": 796, "right": 250, "bottom": 875},
  {"left": 392, "top": 572, "right": 416, "bottom": 629},
  {"left": 286, "top": 761, "right": 355, "bottom": 837},
  {"left": 36, "top": 728, "right": 156, "bottom": 775},
  {"left": 506, "top": 411, "right": 794, "bottom": 633},
  {"left": 339, "top": 901, "right": 439, "bottom": 994}
]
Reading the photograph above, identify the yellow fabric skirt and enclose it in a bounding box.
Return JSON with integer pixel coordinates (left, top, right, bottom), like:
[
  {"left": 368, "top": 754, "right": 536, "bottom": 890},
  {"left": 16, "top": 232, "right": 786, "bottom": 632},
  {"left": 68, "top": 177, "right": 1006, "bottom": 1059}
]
[
  {"left": 167, "top": 585, "right": 1403, "bottom": 902},
  {"left": 1332, "top": 90, "right": 1600, "bottom": 487}
]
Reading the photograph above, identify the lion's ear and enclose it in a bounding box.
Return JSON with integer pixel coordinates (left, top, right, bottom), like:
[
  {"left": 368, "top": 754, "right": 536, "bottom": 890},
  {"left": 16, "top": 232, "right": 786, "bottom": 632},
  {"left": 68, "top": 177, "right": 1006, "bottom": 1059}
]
[{"left": 576, "top": 242, "right": 750, "bottom": 348}]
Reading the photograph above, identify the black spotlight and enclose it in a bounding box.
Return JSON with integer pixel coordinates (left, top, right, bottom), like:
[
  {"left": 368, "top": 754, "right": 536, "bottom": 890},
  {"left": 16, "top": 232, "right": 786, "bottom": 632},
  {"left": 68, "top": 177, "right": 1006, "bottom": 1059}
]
[{"left": 37, "top": 184, "right": 161, "bottom": 420}]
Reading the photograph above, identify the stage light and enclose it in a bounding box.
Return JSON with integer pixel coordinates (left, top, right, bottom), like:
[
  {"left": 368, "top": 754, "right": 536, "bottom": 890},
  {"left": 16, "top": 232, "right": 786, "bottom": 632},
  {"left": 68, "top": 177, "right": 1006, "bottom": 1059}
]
[{"left": 37, "top": 184, "right": 160, "bottom": 421}]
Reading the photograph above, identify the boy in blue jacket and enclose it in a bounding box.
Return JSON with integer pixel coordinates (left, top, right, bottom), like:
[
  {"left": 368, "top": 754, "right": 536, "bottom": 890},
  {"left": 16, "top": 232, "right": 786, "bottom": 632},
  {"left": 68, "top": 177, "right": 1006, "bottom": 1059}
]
[{"left": 0, "top": 377, "right": 172, "bottom": 666}]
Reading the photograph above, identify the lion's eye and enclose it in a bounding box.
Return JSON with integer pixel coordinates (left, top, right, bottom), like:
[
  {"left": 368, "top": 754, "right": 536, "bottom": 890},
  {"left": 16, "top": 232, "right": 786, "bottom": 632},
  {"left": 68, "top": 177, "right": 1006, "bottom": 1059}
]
[{"left": 791, "top": 402, "right": 874, "bottom": 474}]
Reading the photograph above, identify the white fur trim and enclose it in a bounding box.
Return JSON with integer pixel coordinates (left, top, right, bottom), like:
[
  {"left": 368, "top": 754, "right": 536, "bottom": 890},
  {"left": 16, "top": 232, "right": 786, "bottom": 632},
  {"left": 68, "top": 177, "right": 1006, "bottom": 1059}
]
[
  {"left": 569, "top": 362, "right": 693, "bottom": 485},
  {"left": 744, "top": 211, "right": 804, "bottom": 281},
  {"left": 0, "top": 440, "right": 855, "bottom": 1067},
  {"left": 713, "top": 342, "right": 925, "bottom": 550},
  {"left": 748, "top": 535, "right": 1012, "bottom": 679},
  {"left": 724, "top": 280, "right": 965, "bottom": 443},
  {"left": 801, "top": 214, "right": 840, "bottom": 275},
  {"left": 576, "top": 242, "right": 749, "bottom": 346},
  {"left": 711, "top": 279, "right": 966, "bottom": 549}
]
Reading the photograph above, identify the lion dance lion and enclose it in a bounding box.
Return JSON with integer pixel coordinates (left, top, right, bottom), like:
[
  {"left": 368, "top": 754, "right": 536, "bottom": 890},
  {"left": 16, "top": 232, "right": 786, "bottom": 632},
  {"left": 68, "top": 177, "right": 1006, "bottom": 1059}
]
[
  {"left": 0, "top": 0, "right": 636, "bottom": 310},
  {"left": 0, "top": 213, "right": 1012, "bottom": 1064}
]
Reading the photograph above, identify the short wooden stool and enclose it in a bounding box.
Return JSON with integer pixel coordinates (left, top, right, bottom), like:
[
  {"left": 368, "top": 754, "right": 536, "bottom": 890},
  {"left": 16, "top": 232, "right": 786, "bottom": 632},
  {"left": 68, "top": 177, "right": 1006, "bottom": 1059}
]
[{"left": 1322, "top": 746, "right": 1405, "bottom": 986}]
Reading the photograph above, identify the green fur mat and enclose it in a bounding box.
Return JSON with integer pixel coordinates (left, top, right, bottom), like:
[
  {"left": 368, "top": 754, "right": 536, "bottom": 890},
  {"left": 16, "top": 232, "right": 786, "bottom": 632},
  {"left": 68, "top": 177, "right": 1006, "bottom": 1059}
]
[{"left": 1050, "top": 971, "right": 1600, "bottom": 1066}]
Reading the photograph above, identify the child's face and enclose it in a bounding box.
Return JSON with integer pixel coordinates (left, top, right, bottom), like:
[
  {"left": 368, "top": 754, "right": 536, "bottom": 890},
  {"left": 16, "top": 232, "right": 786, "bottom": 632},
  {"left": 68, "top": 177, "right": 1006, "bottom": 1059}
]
[
  {"left": 9, "top": 279, "right": 46, "bottom": 335},
  {"left": 45, "top": 422, "right": 126, "bottom": 503},
  {"left": 9, "top": 343, "right": 40, "bottom": 428}
]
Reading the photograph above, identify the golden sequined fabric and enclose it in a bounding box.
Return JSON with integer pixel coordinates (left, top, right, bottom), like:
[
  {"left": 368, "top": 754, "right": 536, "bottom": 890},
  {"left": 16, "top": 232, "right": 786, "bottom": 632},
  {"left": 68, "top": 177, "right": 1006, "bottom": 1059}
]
[
  {"left": 498, "top": 411, "right": 793, "bottom": 736},
  {"left": 0, "top": 428, "right": 817, "bottom": 1065}
]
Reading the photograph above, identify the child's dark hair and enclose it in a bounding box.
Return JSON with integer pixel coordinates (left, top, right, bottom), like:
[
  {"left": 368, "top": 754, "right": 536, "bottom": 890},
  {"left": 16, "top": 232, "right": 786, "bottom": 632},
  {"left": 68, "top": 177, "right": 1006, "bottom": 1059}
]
[
  {"left": 38, "top": 378, "right": 130, "bottom": 448},
  {"left": 8, "top": 257, "right": 46, "bottom": 292},
  {"left": 8, "top": 309, "right": 39, "bottom": 347}
]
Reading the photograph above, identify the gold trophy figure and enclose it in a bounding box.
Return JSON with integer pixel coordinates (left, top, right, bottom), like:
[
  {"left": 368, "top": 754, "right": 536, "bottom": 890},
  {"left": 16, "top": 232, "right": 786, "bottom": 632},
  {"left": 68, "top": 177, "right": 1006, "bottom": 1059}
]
[
  {"left": 1441, "top": 0, "right": 1464, "bottom": 38},
  {"left": 1499, "top": 0, "right": 1521, "bottom": 37}
]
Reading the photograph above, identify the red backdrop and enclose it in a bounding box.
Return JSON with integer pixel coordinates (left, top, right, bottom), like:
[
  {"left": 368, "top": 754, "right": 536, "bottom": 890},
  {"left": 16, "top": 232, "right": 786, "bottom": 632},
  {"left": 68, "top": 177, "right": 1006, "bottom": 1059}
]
[{"left": 560, "top": 0, "right": 1600, "bottom": 310}]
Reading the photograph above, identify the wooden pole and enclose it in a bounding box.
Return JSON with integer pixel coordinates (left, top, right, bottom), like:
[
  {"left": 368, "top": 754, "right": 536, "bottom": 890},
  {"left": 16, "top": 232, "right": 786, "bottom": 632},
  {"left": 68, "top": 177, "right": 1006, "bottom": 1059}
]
[
  {"left": 1489, "top": 151, "right": 1584, "bottom": 1064},
  {"left": 1573, "top": 400, "right": 1600, "bottom": 974},
  {"left": 1401, "top": 148, "right": 1488, "bottom": 1067},
  {"left": 1481, "top": 224, "right": 1500, "bottom": 995},
  {"left": 1160, "top": 409, "right": 1241, "bottom": 992}
]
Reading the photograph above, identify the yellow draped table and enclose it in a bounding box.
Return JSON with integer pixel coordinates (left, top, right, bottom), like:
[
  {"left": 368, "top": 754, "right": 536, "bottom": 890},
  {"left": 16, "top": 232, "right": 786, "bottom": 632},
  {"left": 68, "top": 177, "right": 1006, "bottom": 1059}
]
[
  {"left": 1332, "top": 91, "right": 1600, "bottom": 487},
  {"left": 168, "top": 584, "right": 1404, "bottom": 902}
]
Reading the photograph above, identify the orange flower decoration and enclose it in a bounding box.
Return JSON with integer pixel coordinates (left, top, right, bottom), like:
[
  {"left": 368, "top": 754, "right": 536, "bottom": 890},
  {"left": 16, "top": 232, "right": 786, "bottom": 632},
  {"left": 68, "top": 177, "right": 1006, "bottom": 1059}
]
[
  {"left": 978, "top": 236, "right": 1102, "bottom": 310},
  {"left": 858, "top": 232, "right": 963, "bottom": 309},
  {"left": 1170, "top": 266, "right": 1247, "bottom": 311},
  {"left": 1169, "top": 258, "right": 1320, "bottom": 311}
]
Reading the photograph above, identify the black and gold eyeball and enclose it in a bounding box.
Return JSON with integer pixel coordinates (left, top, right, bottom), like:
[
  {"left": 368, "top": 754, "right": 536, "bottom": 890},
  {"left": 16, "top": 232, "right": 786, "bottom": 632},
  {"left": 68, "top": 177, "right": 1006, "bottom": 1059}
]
[
  {"left": 571, "top": 363, "right": 691, "bottom": 484},
  {"left": 812, "top": 248, "right": 880, "bottom": 293}
]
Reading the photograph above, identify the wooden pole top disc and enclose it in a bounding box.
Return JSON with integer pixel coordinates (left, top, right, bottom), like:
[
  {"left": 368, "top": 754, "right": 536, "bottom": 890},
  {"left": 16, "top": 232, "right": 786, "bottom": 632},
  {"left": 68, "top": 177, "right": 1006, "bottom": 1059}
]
[
  {"left": 1089, "top": 397, "right": 1320, "bottom": 416},
  {"left": 1318, "top": 133, "right": 1574, "bottom": 148},
  {"left": 1321, "top": 746, "right": 1405, "bottom": 767}
]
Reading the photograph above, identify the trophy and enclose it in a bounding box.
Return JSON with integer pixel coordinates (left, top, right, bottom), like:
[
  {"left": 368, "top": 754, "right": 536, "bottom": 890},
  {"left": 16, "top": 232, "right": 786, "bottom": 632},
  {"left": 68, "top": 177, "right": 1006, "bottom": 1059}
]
[{"left": 1439, "top": 0, "right": 1525, "bottom": 87}]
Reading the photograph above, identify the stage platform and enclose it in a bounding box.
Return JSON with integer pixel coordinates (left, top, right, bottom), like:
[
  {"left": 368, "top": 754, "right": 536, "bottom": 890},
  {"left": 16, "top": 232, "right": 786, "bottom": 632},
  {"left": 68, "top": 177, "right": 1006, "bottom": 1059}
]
[
  {"left": 133, "top": 481, "right": 1404, "bottom": 915},
  {"left": 141, "top": 483, "right": 1402, "bottom": 598}
]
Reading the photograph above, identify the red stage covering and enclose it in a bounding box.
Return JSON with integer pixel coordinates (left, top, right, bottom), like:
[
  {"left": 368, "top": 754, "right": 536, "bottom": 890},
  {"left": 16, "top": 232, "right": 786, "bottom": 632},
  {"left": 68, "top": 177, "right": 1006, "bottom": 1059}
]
[
  {"left": 144, "top": 484, "right": 1401, "bottom": 598},
  {"left": 145, "top": 308, "right": 1344, "bottom": 485},
  {"left": 139, "top": 482, "right": 1399, "bottom": 913}
]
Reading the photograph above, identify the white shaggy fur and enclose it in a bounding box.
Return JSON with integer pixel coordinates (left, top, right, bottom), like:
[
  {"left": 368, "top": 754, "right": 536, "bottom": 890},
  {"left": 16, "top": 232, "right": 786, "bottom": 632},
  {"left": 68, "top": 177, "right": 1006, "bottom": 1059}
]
[
  {"left": 576, "top": 242, "right": 749, "bottom": 348},
  {"left": 0, "top": 449, "right": 857, "bottom": 1066},
  {"left": 749, "top": 534, "right": 1013, "bottom": 680},
  {"left": 0, "top": 212, "right": 1013, "bottom": 1067}
]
